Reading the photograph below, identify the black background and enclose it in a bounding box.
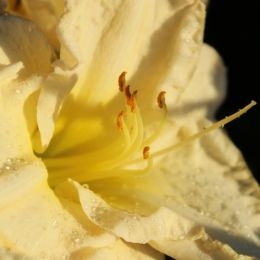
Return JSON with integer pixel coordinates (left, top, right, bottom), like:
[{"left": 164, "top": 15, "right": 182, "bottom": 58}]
[
  {"left": 166, "top": 1, "right": 259, "bottom": 259},
  {"left": 205, "top": 1, "right": 259, "bottom": 183}
]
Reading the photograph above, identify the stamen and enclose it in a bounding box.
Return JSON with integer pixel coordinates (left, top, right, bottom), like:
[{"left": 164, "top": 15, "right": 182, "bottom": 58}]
[
  {"left": 117, "top": 111, "right": 124, "bottom": 129},
  {"left": 157, "top": 91, "right": 166, "bottom": 109},
  {"left": 143, "top": 146, "right": 150, "bottom": 160},
  {"left": 125, "top": 85, "right": 137, "bottom": 112},
  {"left": 118, "top": 71, "right": 127, "bottom": 92},
  {"left": 152, "top": 101, "right": 257, "bottom": 158},
  {"left": 125, "top": 85, "right": 132, "bottom": 99},
  {"left": 45, "top": 72, "right": 148, "bottom": 186}
]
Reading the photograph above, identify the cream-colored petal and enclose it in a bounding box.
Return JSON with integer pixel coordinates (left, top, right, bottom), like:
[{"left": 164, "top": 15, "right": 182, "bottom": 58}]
[
  {"left": 0, "top": 62, "right": 23, "bottom": 84},
  {"left": 171, "top": 44, "right": 227, "bottom": 119},
  {"left": 151, "top": 237, "right": 251, "bottom": 260},
  {"left": 127, "top": 44, "right": 259, "bottom": 256},
  {"left": 33, "top": 65, "right": 77, "bottom": 152},
  {"left": 142, "top": 43, "right": 227, "bottom": 157},
  {"left": 153, "top": 125, "right": 260, "bottom": 256},
  {"left": 0, "top": 160, "right": 118, "bottom": 259},
  {"left": 71, "top": 239, "right": 164, "bottom": 260},
  {"left": 0, "top": 14, "right": 54, "bottom": 77},
  {"left": 0, "top": 247, "right": 29, "bottom": 260},
  {"left": 35, "top": 0, "right": 206, "bottom": 151},
  {"left": 0, "top": 13, "right": 58, "bottom": 154},
  {"left": 57, "top": 0, "right": 156, "bottom": 104},
  {"left": 0, "top": 63, "right": 40, "bottom": 165},
  {"left": 6, "top": 0, "right": 64, "bottom": 47},
  {"left": 130, "top": 0, "right": 206, "bottom": 111},
  {"left": 56, "top": 0, "right": 205, "bottom": 104},
  {"left": 56, "top": 180, "right": 254, "bottom": 259},
  {"left": 0, "top": 14, "right": 54, "bottom": 162},
  {"left": 53, "top": 121, "right": 260, "bottom": 257},
  {"left": 134, "top": 43, "right": 226, "bottom": 147}
]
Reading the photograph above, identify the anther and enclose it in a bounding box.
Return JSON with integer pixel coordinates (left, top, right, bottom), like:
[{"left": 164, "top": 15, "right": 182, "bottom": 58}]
[
  {"left": 125, "top": 85, "right": 131, "bottom": 99},
  {"left": 125, "top": 85, "right": 136, "bottom": 112},
  {"left": 157, "top": 91, "right": 166, "bottom": 109},
  {"left": 117, "top": 111, "right": 124, "bottom": 129},
  {"left": 143, "top": 146, "right": 150, "bottom": 160},
  {"left": 118, "top": 71, "right": 127, "bottom": 92}
]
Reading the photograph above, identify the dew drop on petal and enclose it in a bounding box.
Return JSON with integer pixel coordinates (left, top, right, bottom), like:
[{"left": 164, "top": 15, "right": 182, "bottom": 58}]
[
  {"left": 52, "top": 219, "right": 58, "bottom": 227},
  {"left": 0, "top": 157, "right": 27, "bottom": 174},
  {"left": 15, "top": 88, "right": 21, "bottom": 94}
]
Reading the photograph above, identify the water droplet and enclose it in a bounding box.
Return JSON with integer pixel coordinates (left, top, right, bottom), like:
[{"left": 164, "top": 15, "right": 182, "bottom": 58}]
[
  {"left": 0, "top": 158, "right": 27, "bottom": 174},
  {"left": 15, "top": 89, "right": 21, "bottom": 94},
  {"left": 83, "top": 184, "right": 89, "bottom": 189},
  {"left": 73, "top": 237, "right": 81, "bottom": 245},
  {"left": 52, "top": 220, "right": 57, "bottom": 227}
]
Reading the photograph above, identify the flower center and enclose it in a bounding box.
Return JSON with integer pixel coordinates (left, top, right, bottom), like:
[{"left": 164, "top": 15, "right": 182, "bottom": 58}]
[
  {"left": 38, "top": 72, "right": 256, "bottom": 189},
  {"left": 40, "top": 72, "right": 166, "bottom": 187}
]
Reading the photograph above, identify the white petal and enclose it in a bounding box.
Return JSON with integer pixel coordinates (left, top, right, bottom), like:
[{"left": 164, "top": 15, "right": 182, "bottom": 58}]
[
  {"left": 0, "top": 160, "right": 118, "bottom": 259},
  {"left": 56, "top": 180, "right": 254, "bottom": 259}
]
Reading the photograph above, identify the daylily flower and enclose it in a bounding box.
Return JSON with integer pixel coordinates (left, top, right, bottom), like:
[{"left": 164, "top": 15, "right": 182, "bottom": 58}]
[{"left": 0, "top": 0, "right": 259, "bottom": 259}]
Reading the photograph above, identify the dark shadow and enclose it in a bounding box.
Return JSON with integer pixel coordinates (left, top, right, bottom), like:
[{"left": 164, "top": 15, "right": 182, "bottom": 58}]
[{"left": 205, "top": 226, "right": 260, "bottom": 258}]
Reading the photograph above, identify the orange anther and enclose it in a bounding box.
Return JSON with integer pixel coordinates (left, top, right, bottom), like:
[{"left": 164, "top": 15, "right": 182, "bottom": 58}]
[
  {"left": 129, "top": 97, "right": 135, "bottom": 112},
  {"left": 143, "top": 146, "right": 150, "bottom": 160},
  {"left": 125, "top": 85, "right": 136, "bottom": 112},
  {"left": 118, "top": 71, "right": 127, "bottom": 92},
  {"left": 157, "top": 91, "right": 166, "bottom": 109},
  {"left": 125, "top": 85, "right": 132, "bottom": 99},
  {"left": 117, "top": 111, "right": 124, "bottom": 129}
]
